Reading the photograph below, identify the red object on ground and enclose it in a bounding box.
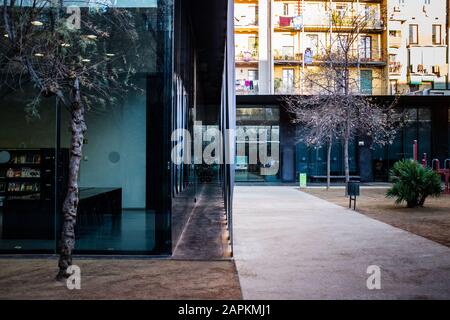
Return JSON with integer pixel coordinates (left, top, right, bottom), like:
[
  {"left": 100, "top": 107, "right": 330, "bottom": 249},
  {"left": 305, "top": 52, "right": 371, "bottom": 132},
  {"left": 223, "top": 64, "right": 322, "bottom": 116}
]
[
  {"left": 422, "top": 153, "right": 427, "bottom": 168},
  {"left": 432, "top": 158, "right": 450, "bottom": 194}
]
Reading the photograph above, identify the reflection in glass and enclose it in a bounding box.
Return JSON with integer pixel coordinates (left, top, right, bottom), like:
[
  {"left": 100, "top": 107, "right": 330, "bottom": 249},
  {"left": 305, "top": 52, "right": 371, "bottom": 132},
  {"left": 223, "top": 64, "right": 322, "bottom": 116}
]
[
  {"left": 0, "top": 89, "right": 57, "bottom": 253},
  {"left": 236, "top": 106, "right": 280, "bottom": 182}
]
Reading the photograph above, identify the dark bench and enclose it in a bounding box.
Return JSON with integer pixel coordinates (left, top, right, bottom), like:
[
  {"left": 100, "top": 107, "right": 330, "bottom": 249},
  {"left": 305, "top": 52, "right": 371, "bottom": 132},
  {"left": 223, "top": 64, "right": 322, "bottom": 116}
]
[{"left": 310, "top": 175, "right": 361, "bottom": 182}]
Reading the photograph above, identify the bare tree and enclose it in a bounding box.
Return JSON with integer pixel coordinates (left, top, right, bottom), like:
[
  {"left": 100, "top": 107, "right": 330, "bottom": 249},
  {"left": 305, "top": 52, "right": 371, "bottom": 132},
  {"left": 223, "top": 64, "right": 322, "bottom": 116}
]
[
  {"left": 285, "top": 2, "right": 402, "bottom": 184},
  {"left": 1, "top": 0, "right": 144, "bottom": 279},
  {"left": 284, "top": 95, "right": 345, "bottom": 189}
]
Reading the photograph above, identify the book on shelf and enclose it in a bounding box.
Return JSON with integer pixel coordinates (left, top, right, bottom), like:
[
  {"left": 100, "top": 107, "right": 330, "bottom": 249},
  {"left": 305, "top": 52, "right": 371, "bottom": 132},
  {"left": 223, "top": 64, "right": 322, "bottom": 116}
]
[
  {"left": 7, "top": 182, "right": 40, "bottom": 192},
  {"left": 3, "top": 167, "right": 40, "bottom": 178},
  {"left": 11, "top": 153, "right": 41, "bottom": 164},
  {"left": 7, "top": 193, "right": 40, "bottom": 200}
]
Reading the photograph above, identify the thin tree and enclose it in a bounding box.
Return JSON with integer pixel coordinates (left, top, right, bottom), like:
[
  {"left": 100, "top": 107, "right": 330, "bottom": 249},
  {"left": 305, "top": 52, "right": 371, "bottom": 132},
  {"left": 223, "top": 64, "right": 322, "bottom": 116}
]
[
  {"left": 284, "top": 95, "right": 345, "bottom": 189},
  {"left": 1, "top": 0, "right": 143, "bottom": 279},
  {"left": 285, "top": 2, "right": 401, "bottom": 183}
]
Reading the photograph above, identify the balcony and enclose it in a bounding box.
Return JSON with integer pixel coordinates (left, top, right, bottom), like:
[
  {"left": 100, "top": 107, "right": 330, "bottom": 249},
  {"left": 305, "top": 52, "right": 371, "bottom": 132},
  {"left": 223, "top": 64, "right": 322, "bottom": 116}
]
[
  {"left": 389, "top": 36, "right": 402, "bottom": 48},
  {"left": 236, "top": 79, "right": 259, "bottom": 95},
  {"left": 274, "top": 84, "right": 298, "bottom": 95},
  {"left": 235, "top": 50, "right": 258, "bottom": 64},
  {"left": 234, "top": 17, "right": 258, "bottom": 28},
  {"left": 272, "top": 49, "right": 386, "bottom": 66},
  {"left": 273, "top": 49, "right": 302, "bottom": 63},
  {"left": 274, "top": 13, "right": 384, "bottom": 32},
  {"left": 389, "top": 61, "right": 402, "bottom": 74}
]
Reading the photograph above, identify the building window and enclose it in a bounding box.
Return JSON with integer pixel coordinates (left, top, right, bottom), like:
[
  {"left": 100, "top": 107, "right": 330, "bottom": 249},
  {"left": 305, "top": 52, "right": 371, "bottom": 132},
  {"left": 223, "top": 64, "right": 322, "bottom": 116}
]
[
  {"left": 283, "top": 3, "right": 289, "bottom": 16},
  {"left": 424, "top": 0, "right": 431, "bottom": 4},
  {"left": 248, "top": 69, "right": 258, "bottom": 81},
  {"left": 409, "top": 24, "right": 418, "bottom": 44},
  {"left": 282, "top": 69, "right": 295, "bottom": 93},
  {"left": 306, "top": 34, "right": 319, "bottom": 56},
  {"left": 432, "top": 24, "right": 441, "bottom": 45},
  {"left": 360, "top": 70, "right": 373, "bottom": 95},
  {"left": 248, "top": 36, "right": 257, "bottom": 51},
  {"left": 390, "top": 80, "right": 398, "bottom": 95},
  {"left": 335, "top": 4, "right": 347, "bottom": 20},
  {"left": 359, "top": 36, "right": 372, "bottom": 60}
]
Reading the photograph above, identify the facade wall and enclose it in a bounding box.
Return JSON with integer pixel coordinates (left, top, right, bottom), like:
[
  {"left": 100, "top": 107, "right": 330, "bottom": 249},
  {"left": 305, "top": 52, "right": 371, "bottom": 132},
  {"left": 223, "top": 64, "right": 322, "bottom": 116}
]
[
  {"left": 237, "top": 95, "right": 450, "bottom": 183},
  {"left": 235, "top": 0, "right": 450, "bottom": 95},
  {"left": 387, "top": 0, "right": 449, "bottom": 94}
]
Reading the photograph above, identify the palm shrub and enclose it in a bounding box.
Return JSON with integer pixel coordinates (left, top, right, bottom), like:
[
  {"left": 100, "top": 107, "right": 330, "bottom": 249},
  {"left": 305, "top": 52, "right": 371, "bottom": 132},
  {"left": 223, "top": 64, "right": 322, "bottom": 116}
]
[{"left": 386, "top": 160, "right": 442, "bottom": 208}]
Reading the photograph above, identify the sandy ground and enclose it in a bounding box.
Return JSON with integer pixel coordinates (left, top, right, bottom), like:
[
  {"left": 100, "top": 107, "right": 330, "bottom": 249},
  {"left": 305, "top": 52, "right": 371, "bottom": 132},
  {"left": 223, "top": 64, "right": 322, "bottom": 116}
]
[
  {"left": 0, "top": 258, "right": 242, "bottom": 300},
  {"left": 304, "top": 187, "right": 450, "bottom": 248}
]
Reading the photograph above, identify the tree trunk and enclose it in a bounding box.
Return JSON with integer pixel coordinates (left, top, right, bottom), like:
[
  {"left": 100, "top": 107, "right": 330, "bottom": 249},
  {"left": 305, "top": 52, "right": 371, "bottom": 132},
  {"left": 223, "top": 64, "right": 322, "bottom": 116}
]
[
  {"left": 326, "top": 138, "right": 332, "bottom": 190},
  {"left": 344, "top": 134, "right": 350, "bottom": 183},
  {"left": 56, "top": 78, "right": 86, "bottom": 280}
]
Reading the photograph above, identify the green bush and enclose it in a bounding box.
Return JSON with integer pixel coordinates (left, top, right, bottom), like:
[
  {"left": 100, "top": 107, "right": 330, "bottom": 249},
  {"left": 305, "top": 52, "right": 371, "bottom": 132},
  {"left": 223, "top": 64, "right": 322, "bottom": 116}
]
[{"left": 386, "top": 160, "right": 442, "bottom": 208}]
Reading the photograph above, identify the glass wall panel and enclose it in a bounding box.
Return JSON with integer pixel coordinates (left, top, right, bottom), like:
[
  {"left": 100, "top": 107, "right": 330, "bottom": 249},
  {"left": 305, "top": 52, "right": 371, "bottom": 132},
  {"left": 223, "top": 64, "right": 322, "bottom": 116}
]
[
  {"left": 0, "top": 88, "right": 57, "bottom": 253},
  {"left": 55, "top": 3, "right": 169, "bottom": 254},
  {"left": 235, "top": 106, "right": 280, "bottom": 182},
  {"left": 403, "top": 108, "right": 418, "bottom": 159},
  {"left": 295, "top": 139, "right": 359, "bottom": 182},
  {"left": 372, "top": 145, "right": 388, "bottom": 181},
  {"left": 418, "top": 108, "right": 432, "bottom": 161}
]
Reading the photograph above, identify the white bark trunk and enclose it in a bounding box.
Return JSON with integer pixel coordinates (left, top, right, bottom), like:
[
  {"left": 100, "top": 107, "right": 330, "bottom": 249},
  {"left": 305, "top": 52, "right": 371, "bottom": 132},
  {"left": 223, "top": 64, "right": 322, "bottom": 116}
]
[{"left": 57, "top": 78, "right": 86, "bottom": 280}]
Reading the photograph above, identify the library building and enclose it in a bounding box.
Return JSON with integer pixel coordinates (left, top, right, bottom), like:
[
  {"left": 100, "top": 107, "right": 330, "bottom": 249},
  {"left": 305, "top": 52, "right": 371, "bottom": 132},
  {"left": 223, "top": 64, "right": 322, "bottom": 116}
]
[{"left": 0, "top": 0, "right": 235, "bottom": 255}]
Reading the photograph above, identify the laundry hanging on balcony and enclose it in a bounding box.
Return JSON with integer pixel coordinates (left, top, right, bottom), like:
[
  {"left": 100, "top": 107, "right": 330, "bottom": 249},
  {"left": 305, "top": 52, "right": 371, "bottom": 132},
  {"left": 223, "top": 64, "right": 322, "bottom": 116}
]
[
  {"left": 279, "top": 16, "right": 292, "bottom": 27},
  {"left": 292, "top": 15, "right": 303, "bottom": 30},
  {"left": 304, "top": 48, "right": 313, "bottom": 65}
]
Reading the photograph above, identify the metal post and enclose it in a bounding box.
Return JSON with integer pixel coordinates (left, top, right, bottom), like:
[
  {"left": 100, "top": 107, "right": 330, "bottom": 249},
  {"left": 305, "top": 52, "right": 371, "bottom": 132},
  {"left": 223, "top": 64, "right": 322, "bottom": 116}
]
[{"left": 413, "top": 140, "right": 418, "bottom": 161}]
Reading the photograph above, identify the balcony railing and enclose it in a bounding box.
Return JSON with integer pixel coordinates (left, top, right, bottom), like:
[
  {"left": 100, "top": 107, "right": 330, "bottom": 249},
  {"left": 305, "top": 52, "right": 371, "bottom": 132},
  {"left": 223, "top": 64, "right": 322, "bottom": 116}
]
[
  {"left": 272, "top": 49, "right": 385, "bottom": 64},
  {"left": 234, "top": 17, "right": 258, "bottom": 28},
  {"left": 236, "top": 50, "right": 258, "bottom": 63},
  {"left": 273, "top": 50, "right": 302, "bottom": 62},
  {"left": 389, "top": 61, "right": 402, "bottom": 74},
  {"left": 274, "top": 14, "right": 384, "bottom": 31},
  {"left": 236, "top": 79, "right": 259, "bottom": 95},
  {"left": 389, "top": 36, "right": 402, "bottom": 48}
]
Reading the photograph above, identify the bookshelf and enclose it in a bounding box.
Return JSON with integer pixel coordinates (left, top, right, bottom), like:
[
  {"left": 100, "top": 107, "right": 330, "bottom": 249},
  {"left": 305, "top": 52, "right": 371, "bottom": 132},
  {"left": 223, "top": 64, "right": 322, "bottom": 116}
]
[{"left": 0, "top": 148, "right": 69, "bottom": 239}]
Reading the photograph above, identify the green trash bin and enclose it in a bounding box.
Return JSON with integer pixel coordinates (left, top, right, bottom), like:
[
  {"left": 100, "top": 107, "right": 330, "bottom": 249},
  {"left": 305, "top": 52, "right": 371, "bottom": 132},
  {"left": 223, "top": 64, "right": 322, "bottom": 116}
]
[{"left": 299, "top": 173, "right": 307, "bottom": 188}]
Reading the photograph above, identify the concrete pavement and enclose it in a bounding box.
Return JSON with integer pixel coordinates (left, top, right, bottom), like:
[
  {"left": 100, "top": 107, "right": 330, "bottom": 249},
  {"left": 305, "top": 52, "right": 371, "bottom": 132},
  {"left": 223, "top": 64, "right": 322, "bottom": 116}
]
[{"left": 233, "top": 186, "right": 450, "bottom": 299}]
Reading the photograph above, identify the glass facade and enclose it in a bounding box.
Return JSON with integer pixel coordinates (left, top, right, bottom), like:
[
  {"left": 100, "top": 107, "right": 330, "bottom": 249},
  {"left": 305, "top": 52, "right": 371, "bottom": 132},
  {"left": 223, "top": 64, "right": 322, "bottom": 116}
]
[
  {"left": 0, "top": 1, "right": 173, "bottom": 254},
  {"left": 235, "top": 106, "right": 280, "bottom": 182},
  {"left": 0, "top": 90, "right": 58, "bottom": 252},
  {"left": 296, "top": 140, "right": 358, "bottom": 181},
  {"left": 295, "top": 107, "right": 433, "bottom": 182}
]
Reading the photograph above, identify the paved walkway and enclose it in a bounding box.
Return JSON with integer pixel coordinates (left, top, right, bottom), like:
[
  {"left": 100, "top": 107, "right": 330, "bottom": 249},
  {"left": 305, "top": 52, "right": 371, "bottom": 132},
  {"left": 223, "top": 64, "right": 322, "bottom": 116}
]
[
  {"left": 173, "top": 183, "right": 230, "bottom": 260},
  {"left": 233, "top": 186, "right": 450, "bottom": 299}
]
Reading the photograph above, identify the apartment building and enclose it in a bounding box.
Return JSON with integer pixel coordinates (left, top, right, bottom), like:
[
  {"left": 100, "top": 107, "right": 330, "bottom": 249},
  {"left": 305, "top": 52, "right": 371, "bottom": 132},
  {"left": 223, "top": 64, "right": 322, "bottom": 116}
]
[
  {"left": 388, "top": 0, "right": 448, "bottom": 94},
  {"left": 235, "top": 0, "right": 449, "bottom": 95}
]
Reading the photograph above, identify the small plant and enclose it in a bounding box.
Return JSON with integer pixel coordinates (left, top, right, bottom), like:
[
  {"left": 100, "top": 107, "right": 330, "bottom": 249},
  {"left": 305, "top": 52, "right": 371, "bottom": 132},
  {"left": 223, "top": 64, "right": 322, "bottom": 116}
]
[{"left": 386, "top": 160, "right": 442, "bottom": 208}]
